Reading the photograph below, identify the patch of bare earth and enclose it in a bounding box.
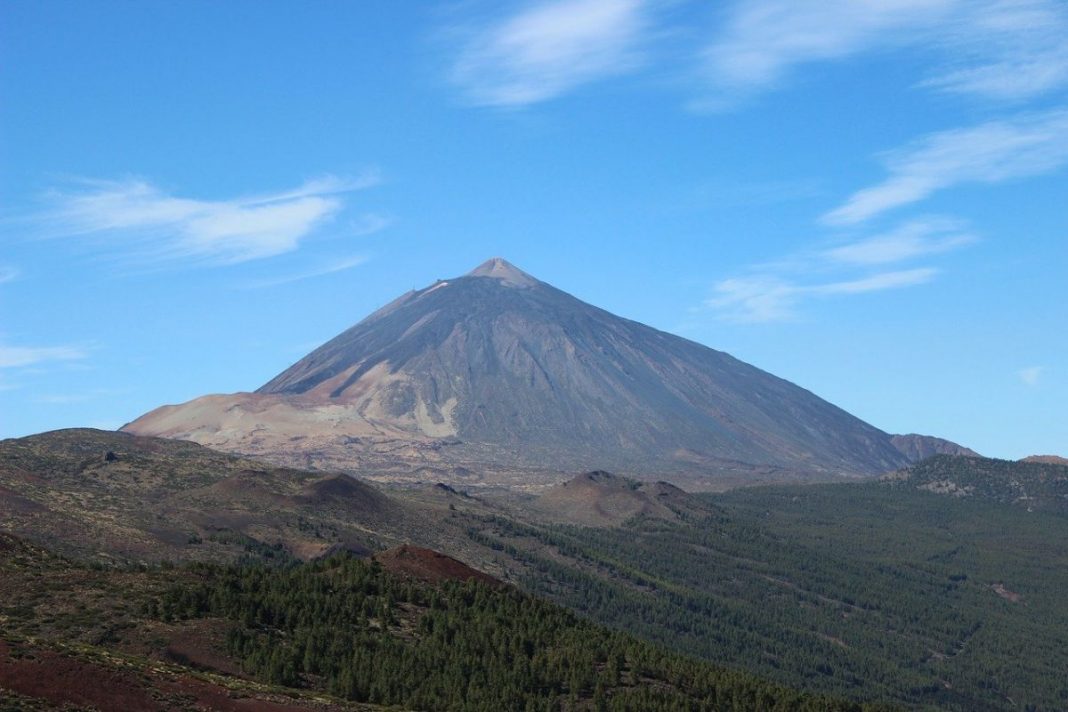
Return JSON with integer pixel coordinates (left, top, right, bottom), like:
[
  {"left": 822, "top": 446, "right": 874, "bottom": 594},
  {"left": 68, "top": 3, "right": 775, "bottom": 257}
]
[
  {"left": 0, "top": 639, "right": 371, "bottom": 711},
  {"left": 991, "top": 583, "right": 1023, "bottom": 603},
  {"left": 373, "top": 544, "right": 503, "bottom": 588}
]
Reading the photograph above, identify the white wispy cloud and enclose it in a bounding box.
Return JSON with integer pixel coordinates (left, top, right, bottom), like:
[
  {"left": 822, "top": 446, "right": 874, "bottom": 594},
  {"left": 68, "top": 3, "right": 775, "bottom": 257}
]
[
  {"left": 824, "top": 108, "right": 1068, "bottom": 224},
  {"left": 0, "top": 266, "right": 18, "bottom": 284},
  {"left": 707, "top": 267, "right": 938, "bottom": 322},
  {"left": 1018, "top": 365, "right": 1043, "bottom": 385},
  {"left": 921, "top": 0, "right": 1068, "bottom": 100},
  {"left": 811, "top": 267, "right": 939, "bottom": 294},
  {"left": 705, "top": 275, "right": 798, "bottom": 323},
  {"left": 348, "top": 213, "right": 393, "bottom": 236},
  {"left": 821, "top": 217, "right": 976, "bottom": 265},
  {"left": 450, "top": 0, "right": 648, "bottom": 107},
  {"left": 704, "top": 213, "right": 975, "bottom": 322},
  {"left": 37, "top": 173, "right": 379, "bottom": 266},
  {"left": 242, "top": 254, "right": 370, "bottom": 289},
  {"left": 703, "top": 0, "right": 951, "bottom": 93},
  {"left": 0, "top": 344, "right": 89, "bottom": 369},
  {"left": 701, "top": 0, "right": 1068, "bottom": 104},
  {"left": 445, "top": 0, "right": 1068, "bottom": 110}
]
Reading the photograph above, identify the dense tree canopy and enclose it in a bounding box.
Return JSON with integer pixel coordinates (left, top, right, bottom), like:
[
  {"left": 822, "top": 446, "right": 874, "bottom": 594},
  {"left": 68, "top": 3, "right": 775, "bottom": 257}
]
[{"left": 151, "top": 554, "right": 882, "bottom": 711}]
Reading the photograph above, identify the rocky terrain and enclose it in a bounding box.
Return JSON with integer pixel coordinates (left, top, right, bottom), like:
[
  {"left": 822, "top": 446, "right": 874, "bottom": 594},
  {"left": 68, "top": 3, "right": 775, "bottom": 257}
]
[
  {"left": 889, "top": 433, "right": 980, "bottom": 460},
  {"left": 883, "top": 453, "right": 1068, "bottom": 515},
  {"left": 0, "top": 428, "right": 499, "bottom": 568},
  {"left": 1020, "top": 454, "right": 1068, "bottom": 465},
  {"left": 123, "top": 258, "right": 965, "bottom": 490}
]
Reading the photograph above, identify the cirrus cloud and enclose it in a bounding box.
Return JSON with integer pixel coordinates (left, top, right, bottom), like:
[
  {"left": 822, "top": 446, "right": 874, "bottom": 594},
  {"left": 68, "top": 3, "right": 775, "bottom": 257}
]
[
  {"left": 34, "top": 173, "right": 379, "bottom": 266},
  {"left": 704, "top": 216, "right": 973, "bottom": 323},
  {"left": 821, "top": 218, "right": 976, "bottom": 265},
  {"left": 450, "top": 0, "right": 649, "bottom": 107},
  {"left": 700, "top": 0, "right": 1068, "bottom": 105},
  {"left": 707, "top": 267, "right": 938, "bottom": 323},
  {"left": 1018, "top": 365, "right": 1043, "bottom": 386},
  {"left": 241, "top": 254, "right": 371, "bottom": 289},
  {"left": 0, "top": 344, "right": 89, "bottom": 369},
  {"left": 823, "top": 108, "right": 1068, "bottom": 225},
  {"left": 703, "top": 0, "right": 954, "bottom": 93}
]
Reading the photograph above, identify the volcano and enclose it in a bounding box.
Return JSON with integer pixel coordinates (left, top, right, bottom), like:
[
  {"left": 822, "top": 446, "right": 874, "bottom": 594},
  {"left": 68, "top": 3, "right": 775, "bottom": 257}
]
[{"left": 124, "top": 258, "right": 915, "bottom": 487}]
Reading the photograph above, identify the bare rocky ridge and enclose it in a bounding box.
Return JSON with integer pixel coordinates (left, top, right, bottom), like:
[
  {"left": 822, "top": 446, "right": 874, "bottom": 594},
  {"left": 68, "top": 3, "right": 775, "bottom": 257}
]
[
  {"left": 890, "top": 434, "right": 979, "bottom": 461},
  {"left": 1021, "top": 454, "right": 1068, "bottom": 465},
  {"left": 126, "top": 258, "right": 933, "bottom": 488}
]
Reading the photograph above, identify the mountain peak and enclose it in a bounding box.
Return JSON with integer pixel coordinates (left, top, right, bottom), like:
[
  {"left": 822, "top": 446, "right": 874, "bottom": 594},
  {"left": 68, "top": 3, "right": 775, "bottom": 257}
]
[
  {"left": 126, "top": 256, "right": 913, "bottom": 485},
  {"left": 466, "top": 257, "right": 538, "bottom": 287}
]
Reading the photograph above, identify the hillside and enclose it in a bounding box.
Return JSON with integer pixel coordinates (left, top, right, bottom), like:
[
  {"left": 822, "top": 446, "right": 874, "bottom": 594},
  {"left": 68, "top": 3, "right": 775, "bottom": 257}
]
[
  {"left": 889, "top": 434, "right": 980, "bottom": 460},
  {"left": 5, "top": 428, "right": 1065, "bottom": 709},
  {"left": 530, "top": 470, "right": 710, "bottom": 527},
  {"left": 372, "top": 544, "right": 504, "bottom": 587},
  {"left": 465, "top": 471, "right": 1068, "bottom": 710},
  {"left": 124, "top": 258, "right": 917, "bottom": 488},
  {"left": 0, "top": 533, "right": 876, "bottom": 712},
  {"left": 699, "top": 478, "right": 1068, "bottom": 710},
  {"left": 0, "top": 534, "right": 382, "bottom": 712},
  {"left": 1021, "top": 454, "right": 1068, "bottom": 465},
  {"left": 0, "top": 428, "right": 491, "bottom": 566},
  {"left": 884, "top": 454, "right": 1068, "bottom": 515}
]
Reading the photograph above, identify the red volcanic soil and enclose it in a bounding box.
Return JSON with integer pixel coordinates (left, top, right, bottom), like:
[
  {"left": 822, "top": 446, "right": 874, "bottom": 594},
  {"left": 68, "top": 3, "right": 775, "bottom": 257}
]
[
  {"left": 0, "top": 484, "right": 47, "bottom": 514},
  {"left": 0, "top": 639, "right": 159, "bottom": 711},
  {"left": 158, "top": 618, "right": 246, "bottom": 677},
  {"left": 373, "top": 545, "right": 503, "bottom": 587},
  {"left": 0, "top": 639, "right": 344, "bottom": 711}
]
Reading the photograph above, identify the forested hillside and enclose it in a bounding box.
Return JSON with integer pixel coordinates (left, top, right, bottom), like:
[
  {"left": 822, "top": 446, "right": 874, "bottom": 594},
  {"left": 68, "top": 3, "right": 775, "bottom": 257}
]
[
  {"left": 0, "top": 533, "right": 877, "bottom": 711},
  {"left": 885, "top": 454, "right": 1068, "bottom": 514},
  {"left": 4, "top": 432, "right": 1066, "bottom": 710},
  {"left": 465, "top": 474, "right": 1068, "bottom": 710}
]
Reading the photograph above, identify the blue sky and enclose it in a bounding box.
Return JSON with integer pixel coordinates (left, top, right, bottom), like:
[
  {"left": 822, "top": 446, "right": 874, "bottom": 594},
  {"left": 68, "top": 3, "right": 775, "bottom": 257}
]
[{"left": 1, "top": 0, "right": 1064, "bottom": 459}]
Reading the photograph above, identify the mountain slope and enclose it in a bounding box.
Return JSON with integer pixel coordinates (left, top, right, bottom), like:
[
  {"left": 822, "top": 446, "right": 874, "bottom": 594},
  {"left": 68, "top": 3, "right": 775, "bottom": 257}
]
[
  {"left": 884, "top": 454, "right": 1068, "bottom": 515},
  {"left": 531, "top": 470, "right": 710, "bottom": 526},
  {"left": 125, "top": 258, "right": 911, "bottom": 486},
  {"left": 890, "top": 433, "right": 979, "bottom": 460},
  {"left": 0, "top": 428, "right": 491, "bottom": 565},
  {"left": 5, "top": 428, "right": 1064, "bottom": 709},
  {"left": 1021, "top": 454, "right": 1068, "bottom": 465},
  {"left": 0, "top": 533, "right": 876, "bottom": 712}
]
